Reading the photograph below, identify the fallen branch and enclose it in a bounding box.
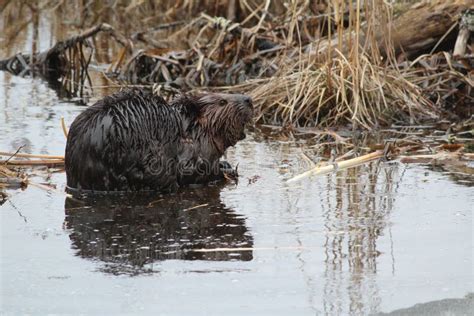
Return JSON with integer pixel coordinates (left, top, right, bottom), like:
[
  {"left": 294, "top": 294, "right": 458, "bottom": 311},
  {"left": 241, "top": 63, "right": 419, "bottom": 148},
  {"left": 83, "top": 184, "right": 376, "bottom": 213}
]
[
  {"left": 286, "top": 150, "right": 384, "bottom": 183},
  {"left": 1, "top": 159, "right": 65, "bottom": 167},
  {"left": 0, "top": 152, "right": 64, "bottom": 160},
  {"left": 0, "top": 23, "right": 126, "bottom": 82},
  {"left": 3, "top": 145, "right": 25, "bottom": 164}
]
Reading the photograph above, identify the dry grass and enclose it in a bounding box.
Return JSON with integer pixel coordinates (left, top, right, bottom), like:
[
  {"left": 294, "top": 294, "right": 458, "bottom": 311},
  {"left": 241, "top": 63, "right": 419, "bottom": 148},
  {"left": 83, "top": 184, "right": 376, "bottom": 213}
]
[
  {"left": 235, "top": 53, "right": 437, "bottom": 128},
  {"left": 1, "top": 0, "right": 470, "bottom": 129},
  {"left": 206, "top": 0, "right": 442, "bottom": 128}
]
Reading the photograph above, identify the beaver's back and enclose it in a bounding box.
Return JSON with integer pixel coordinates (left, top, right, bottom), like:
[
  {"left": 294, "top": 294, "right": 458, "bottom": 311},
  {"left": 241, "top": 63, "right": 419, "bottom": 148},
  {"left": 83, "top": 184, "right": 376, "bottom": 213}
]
[{"left": 65, "top": 89, "right": 183, "bottom": 193}]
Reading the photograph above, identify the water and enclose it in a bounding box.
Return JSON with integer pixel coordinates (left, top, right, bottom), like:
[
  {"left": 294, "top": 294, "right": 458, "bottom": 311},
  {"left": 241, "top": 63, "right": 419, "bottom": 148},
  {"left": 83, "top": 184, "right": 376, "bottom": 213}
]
[{"left": 1, "top": 10, "right": 473, "bottom": 316}]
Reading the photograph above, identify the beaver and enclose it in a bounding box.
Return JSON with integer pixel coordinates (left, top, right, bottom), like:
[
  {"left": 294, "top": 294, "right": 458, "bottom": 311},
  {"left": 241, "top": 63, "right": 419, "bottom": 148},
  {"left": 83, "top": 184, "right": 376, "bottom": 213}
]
[{"left": 65, "top": 89, "right": 253, "bottom": 193}]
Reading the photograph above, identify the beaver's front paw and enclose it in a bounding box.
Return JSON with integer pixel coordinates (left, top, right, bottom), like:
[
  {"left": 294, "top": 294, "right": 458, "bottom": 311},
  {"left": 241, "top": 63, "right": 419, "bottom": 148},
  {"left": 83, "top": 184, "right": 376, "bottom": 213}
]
[{"left": 219, "top": 161, "right": 238, "bottom": 181}]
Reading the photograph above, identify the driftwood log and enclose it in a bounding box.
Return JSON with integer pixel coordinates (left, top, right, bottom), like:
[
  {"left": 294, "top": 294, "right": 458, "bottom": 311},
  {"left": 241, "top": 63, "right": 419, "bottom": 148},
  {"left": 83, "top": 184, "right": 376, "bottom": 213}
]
[{"left": 386, "top": 0, "right": 473, "bottom": 58}]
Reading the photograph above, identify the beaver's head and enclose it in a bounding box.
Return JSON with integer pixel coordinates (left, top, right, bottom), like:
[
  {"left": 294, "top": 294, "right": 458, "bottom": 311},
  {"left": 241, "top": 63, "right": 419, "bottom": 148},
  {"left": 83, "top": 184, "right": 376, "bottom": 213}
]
[{"left": 176, "top": 93, "right": 253, "bottom": 154}]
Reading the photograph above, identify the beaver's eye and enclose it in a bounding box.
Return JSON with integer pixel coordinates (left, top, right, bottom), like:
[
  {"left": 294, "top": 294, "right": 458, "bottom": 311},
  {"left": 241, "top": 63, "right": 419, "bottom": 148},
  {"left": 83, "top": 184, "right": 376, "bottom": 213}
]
[{"left": 219, "top": 99, "right": 227, "bottom": 106}]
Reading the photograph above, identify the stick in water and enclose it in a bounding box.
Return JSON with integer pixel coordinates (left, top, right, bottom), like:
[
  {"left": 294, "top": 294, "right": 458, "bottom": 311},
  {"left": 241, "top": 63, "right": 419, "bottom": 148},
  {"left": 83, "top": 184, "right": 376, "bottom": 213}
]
[
  {"left": 286, "top": 150, "right": 384, "bottom": 183},
  {"left": 0, "top": 152, "right": 64, "bottom": 160},
  {"left": 61, "top": 117, "right": 69, "bottom": 139}
]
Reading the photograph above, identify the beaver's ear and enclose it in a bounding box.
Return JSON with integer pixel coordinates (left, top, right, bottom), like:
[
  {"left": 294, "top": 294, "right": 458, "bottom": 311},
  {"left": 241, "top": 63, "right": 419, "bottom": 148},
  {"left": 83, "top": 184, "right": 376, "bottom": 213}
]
[{"left": 171, "top": 95, "right": 204, "bottom": 120}]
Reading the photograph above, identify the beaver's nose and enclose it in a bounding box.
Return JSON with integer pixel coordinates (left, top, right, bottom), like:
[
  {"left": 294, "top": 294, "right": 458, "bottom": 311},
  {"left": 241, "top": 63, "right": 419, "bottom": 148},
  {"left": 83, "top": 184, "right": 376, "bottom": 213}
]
[{"left": 243, "top": 96, "right": 253, "bottom": 108}]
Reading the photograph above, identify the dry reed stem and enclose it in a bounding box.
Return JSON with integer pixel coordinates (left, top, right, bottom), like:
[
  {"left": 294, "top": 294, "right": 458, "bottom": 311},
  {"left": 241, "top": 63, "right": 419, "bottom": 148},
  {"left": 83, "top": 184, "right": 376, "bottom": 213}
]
[
  {"left": 0, "top": 152, "right": 64, "bottom": 160},
  {"left": 287, "top": 150, "right": 384, "bottom": 183},
  {"left": 2, "top": 159, "right": 65, "bottom": 166},
  {"left": 61, "top": 117, "right": 69, "bottom": 138}
]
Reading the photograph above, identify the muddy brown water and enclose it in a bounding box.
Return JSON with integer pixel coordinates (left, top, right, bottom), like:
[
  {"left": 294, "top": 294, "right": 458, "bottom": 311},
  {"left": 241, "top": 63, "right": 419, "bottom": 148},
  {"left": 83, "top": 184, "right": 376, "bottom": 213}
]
[{"left": 1, "top": 11, "right": 473, "bottom": 316}]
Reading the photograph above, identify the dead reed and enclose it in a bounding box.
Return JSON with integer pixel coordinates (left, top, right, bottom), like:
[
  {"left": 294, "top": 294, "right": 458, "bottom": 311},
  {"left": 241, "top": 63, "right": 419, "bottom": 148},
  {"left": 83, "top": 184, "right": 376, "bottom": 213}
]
[{"left": 1, "top": 0, "right": 472, "bottom": 128}]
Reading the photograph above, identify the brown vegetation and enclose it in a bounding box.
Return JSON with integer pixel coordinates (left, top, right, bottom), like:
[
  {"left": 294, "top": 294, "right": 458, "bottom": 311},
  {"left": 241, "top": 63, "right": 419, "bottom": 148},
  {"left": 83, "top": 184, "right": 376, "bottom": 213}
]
[{"left": 1, "top": 0, "right": 472, "bottom": 128}]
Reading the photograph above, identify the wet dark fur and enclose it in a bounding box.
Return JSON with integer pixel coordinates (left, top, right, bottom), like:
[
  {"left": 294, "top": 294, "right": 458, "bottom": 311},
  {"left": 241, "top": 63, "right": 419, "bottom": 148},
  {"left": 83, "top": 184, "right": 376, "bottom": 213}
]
[{"left": 65, "top": 89, "right": 253, "bottom": 193}]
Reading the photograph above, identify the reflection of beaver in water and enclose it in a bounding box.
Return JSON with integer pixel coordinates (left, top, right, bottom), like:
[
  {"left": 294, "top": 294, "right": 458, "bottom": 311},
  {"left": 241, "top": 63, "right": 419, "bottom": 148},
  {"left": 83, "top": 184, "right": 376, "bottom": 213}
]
[
  {"left": 64, "top": 188, "right": 253, "bottom": 274},
  {"left": 65, "top": 89, "right": 253, "bottom": 193}
]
